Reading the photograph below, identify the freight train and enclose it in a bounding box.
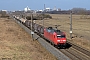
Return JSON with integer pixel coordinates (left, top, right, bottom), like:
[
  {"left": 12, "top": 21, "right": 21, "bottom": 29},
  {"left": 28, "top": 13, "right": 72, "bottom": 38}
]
[{"left": 13, "top": 15, "right": 67, "bottom": 47}]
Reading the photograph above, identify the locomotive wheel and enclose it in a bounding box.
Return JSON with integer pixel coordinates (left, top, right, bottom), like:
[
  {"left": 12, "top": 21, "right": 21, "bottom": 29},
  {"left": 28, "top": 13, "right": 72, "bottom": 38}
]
[
  {"left": 52, "top": 43, "right": 56, "bottom": 47},
  {"left": 50, "top": 41, "right": 52, "bottom": 45}
]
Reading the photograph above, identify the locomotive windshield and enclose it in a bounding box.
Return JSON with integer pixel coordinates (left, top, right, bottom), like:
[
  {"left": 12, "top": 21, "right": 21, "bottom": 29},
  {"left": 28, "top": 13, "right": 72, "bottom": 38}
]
[{"left": 57, "top": 35, "right": 65, "bottom": 38}]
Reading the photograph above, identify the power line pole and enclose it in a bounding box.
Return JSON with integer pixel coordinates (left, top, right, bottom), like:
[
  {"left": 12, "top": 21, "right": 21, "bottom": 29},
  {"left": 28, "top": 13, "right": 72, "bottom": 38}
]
[
  {"left": 31, "top": 13, "right": 34, "bottom": 41},
  {"left": 42, "top": 16, "right": 44, "bottom": 27},
  {"left": 44, "top": 4, "right": 45, "bottom": 11},
  {"left": 70, "top": 11, "right": 72, "bottom": 39},
  {"left": 42, "top": 4, "right": 45, "bottom": 27}
]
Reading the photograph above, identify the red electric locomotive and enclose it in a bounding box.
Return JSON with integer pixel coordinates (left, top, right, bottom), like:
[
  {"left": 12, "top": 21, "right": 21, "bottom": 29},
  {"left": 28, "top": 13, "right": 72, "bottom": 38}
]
[{"left": 44, "top": 27, "right": 66, "bottom": 46}]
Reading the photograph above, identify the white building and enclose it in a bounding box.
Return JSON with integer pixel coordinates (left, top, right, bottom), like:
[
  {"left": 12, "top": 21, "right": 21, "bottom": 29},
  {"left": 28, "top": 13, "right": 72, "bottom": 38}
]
[
  {"left": 39, "top": 10, "right": 43, "bottom": 12},
  {"left": 45, "top": 8, "right": 52, "bottom": 12},
  {"left": 1, "top": 10, "right": 7, "bottom": 12},
  {"left": 24, "top": 6, "right": 31, "bottom": 12}
]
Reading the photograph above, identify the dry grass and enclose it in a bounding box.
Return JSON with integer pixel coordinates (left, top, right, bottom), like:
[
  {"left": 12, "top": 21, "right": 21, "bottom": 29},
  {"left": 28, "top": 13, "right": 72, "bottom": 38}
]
[
  {"left": 35, "top": 14, "right": 90, "bottom": 50},
  {"left": 0, "top": 18, "right": 57, "bottom": 60}
]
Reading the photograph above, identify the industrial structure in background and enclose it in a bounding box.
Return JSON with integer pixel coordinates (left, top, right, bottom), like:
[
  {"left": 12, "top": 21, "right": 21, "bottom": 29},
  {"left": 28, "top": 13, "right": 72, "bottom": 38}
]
[
  {"left": 24, "top": 6, "right": 31, "bottom": 12},
  {"left": 7, "top": 6, "right": 90, "bottom": 20},
  {"left": 9, "top": 6, "right": 90, "bottom": 15}
]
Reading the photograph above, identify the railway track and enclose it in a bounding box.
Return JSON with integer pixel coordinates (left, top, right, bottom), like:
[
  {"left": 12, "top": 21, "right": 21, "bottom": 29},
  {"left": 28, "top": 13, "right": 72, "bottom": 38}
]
[
  {"left": 60, "top": 47, "right": 90, "bottom": 60},
  {"left": 43, "top": 37, "right": 90, "bottom": 60},
  {"left": 36, "top": 21, "right": 90, "bottom": 60},
  {"left": 67, "top": 41, "right": 90, "bottom": 56},
  {"left": 38, "top": 30, "right": 90, "bottom": 60},
  {"left": 40, "top": 34, "right": 90, "bottom": 60}
]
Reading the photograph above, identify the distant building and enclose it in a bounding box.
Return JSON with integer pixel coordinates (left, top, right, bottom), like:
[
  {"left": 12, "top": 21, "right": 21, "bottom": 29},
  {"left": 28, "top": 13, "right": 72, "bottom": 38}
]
[
  {"left": 1, "top": 10, "right": 7, "bottom": 12},
  {"left": 39, "top": 10, "right": 43, "bottom": 12},
  {"left": 57, "top": 8, "right": 61, "bottom": 11},
  {"left": 24, "top": 6, "right": 31, "bottom": 12},
  {"left": 45, "top": 8, "right": 52, "bottom": 12},
  {"left": 53, "top": 7, "right": 57, "bottom": 11}
]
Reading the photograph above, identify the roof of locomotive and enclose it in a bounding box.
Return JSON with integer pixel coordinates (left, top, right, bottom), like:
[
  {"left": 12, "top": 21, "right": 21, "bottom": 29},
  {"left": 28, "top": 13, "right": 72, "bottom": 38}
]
[{"left": 46, "top": 27, "right": 64, "bottom": 35}]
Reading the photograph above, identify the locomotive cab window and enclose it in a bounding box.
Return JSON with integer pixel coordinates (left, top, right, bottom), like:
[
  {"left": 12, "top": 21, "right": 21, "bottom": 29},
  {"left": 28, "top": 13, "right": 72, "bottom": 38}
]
[{"left": 57, "top": 35, "right": 65, "bottom": 38}]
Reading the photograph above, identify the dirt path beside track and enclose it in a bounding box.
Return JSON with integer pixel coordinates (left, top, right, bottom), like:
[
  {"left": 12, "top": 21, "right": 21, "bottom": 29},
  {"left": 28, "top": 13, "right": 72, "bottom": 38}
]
[{"left": 0, "top": 18, "right": 57, "bottom": 60}]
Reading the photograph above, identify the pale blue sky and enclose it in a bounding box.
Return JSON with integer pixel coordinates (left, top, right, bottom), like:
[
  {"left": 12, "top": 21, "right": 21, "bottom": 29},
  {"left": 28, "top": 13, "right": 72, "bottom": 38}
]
[{"left": 0, "top": 0, "right": 89, "bottom": 11}]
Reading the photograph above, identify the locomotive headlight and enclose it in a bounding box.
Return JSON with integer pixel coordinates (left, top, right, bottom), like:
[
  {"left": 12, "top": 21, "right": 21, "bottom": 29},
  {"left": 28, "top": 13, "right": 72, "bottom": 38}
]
[
  {"left": 63, "top": 40, "right": 66, "bottom": 42},
  {"left": 57, "top": 40, "right": 60, "bottom": 42}
]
